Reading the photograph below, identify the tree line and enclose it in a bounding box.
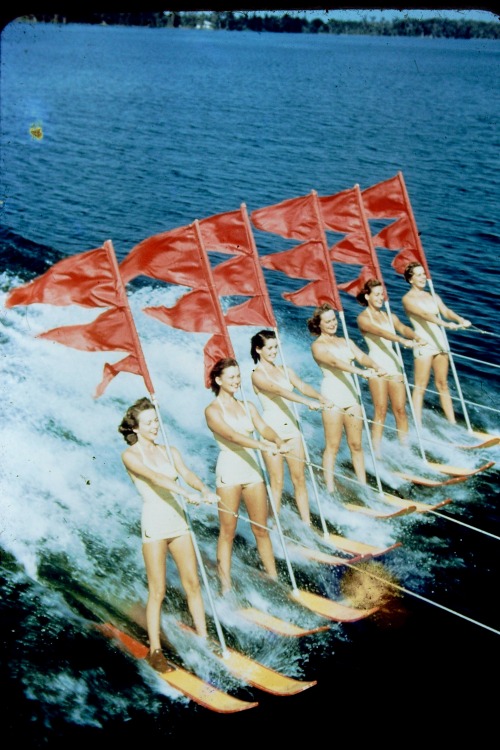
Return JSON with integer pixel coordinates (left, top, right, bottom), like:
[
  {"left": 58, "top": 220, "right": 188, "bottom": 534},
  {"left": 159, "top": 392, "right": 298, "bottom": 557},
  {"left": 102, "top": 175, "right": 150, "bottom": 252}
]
[{"left": 18, "top": 11, "right": 500, "bottom": 39}]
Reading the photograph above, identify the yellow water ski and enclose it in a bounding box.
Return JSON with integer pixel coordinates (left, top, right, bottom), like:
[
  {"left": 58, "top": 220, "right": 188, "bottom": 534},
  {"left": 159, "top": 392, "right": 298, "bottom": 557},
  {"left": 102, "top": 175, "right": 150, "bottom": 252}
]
[
  {"left": 97, "top": 622, "right": 258, "bottom": 713},
  {"left": 237, "top": 607, "right": 330, "bottom": 637},
  {"left": 327, "top": 533, "right": 402, "bottom": 559},
  {"left": 395, "top": 459, "right": 494, "bottom": 486},
  {"left": 380, "top": 493, "right": 452, "bottom": 513},
  {"left": 291, "top": 589, "right": 378, "bottom": 622},
  {"left": 426, "top": 460, "right": 494, "bottom": 477},
  {"left": 455, "top": 430, "right": 500, "bottom": 450},
  {"left": 286, "top": 542, "right": 362, "bottom": 566},
  {"left": 177, "top": 623, "right": 316, "bottom": 696},
  {"left": 342, "top": 501, "right": 417, "bottom": 519}
]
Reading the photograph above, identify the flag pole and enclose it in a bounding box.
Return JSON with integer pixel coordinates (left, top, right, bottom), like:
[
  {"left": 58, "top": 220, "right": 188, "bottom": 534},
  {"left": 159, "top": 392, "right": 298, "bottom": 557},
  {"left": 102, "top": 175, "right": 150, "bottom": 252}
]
[
  {"left": 240, "top": 204, "right": 330, "bottom": 539},
  {"left": 109, "top": 240, "right": 229, "bottom": 656},
  {"left": 397, "top": 172, "right": 473, "bottom": 432}
]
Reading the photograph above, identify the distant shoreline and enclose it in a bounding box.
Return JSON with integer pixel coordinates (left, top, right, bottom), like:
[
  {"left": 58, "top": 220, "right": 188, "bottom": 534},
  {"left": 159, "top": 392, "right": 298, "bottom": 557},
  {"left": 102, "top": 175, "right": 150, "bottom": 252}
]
[{"left": 11, "top": 12, "right": 500, "bottom": 39}]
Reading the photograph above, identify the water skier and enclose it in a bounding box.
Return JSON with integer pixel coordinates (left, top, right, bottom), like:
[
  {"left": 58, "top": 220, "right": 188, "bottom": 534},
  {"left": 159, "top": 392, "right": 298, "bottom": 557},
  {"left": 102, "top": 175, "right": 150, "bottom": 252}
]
[
  {"left": 204, "top": 357, "right": 287, "bottom": 595},
  {"left": 119, "top": 397, "right": 218, "bottom": 672}
]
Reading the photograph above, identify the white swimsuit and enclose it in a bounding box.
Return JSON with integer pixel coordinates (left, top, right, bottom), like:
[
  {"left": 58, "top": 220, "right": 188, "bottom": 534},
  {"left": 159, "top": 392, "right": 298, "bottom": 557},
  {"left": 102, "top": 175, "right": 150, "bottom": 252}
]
[
  {"left": 319, "top": 341, "right": 359, "bottom": 410},
  {"left": 254, "top": 364, "right": 300, "bottom": 440},
  {"left": 362, "top": 310, "right": 402, "bottom": 376},
  {"left": 213, "top": 399, "right": 263, "bottom": 488},
  {"left": 128, "top": 443, "right": 189, "bottom": 544},
  {"left": 407, "top": 297, "right": 448, "bottom": 358}
]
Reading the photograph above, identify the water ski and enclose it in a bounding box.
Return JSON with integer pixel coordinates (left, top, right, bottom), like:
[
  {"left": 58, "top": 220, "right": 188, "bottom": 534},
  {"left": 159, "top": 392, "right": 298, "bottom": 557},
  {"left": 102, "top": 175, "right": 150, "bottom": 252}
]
[
  {"left": 177, "top": 623, "right": 316, "bottom": 696},
  {"left": 454, "top": 430, "right": 500, "bottom": 450},
  {"left": 286, "top": 542, "right": 363, "bottom": 566},
  {"left": 376, "top": 493, "right": 452, "bottom": 513},
  {"left": 236, "top": 607, "right": 330, "bottom": 637},
  {"left": 326, "top": 533, "right": 402, "bottom": 559},
  {"left": 395, "top": 460, "right": 494, "bottom": 486},
  {"left": 290, "top": 589, "right": 379, "bottom": 622},
  {"left": 97, "top": 622, "right": 258, "bottom": 713},
  {"left": 341, "top": 501, "right": 417, "bottom": 519}
]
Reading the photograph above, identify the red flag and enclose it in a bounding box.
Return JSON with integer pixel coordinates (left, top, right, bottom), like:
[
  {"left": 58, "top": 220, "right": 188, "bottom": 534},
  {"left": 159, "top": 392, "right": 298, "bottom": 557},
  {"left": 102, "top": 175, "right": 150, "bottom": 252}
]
[
  {"left": 119, "top": 226, "right": 205, "bottom": 287},
  {"left": 260, "top": 240, "right": 326, "bottom": 280},
  {"left": 361, "top": 175, "right": 406, "bottom": 219},
  {"left": 330, "top": 233, "right": 373, "bottom": 265},
  {"left": 198, "top": 210, "right": 251, "bottom": 255},
  {"left": 224, "top": 295, "right": 274, "bottom": 328},
  {"left": 371, "top": 215, "right": 416, "bottom": 252},
  {"left": 338, "top": 266, "right": 379, "bottom": 297},
  {"left": 37, "top": 307, "right": 151, "bottom": 397},
  {"left": 143, "top": 289, "right": 222, "bottom": 334},
  {"left": 94, "top": 355, "right": 144, "bottom": 399},
  {"left": 213, "top": 255, "right": 263, "bottom": 296},
  {"left": 283, "top": 279, "right": 340, "bottom": 310},
  {"left": 391, "top": 249, "right": 421, "bottom": 275},
  {"left": 203, "top": 333, "right": 235, "bottom": 389},
  {"left": 37, "top": 307, "right": 135, "bottom": 352},
  {"left": 319, "top": 188, "right": 363, "bottom": 234},
  {"left": 251, "top": 194, "right": 320, "bottom": 240},
  {"left": 5, "top": 247, "right": 120, "bottom": 309}
]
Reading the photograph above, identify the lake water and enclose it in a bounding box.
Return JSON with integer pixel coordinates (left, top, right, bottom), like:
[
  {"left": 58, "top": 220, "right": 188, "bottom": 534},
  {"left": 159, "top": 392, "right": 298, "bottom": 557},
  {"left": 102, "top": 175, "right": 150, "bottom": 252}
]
[{"left": 1, "top": 21, "right": 499, "bottom": 745}]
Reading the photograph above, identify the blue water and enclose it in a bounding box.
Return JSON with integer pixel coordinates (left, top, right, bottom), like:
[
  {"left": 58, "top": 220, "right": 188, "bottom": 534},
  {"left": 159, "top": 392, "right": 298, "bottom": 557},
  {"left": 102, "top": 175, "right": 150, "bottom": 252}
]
[{"left": 1, "top": 21, "right": 499, "bottom": 744}]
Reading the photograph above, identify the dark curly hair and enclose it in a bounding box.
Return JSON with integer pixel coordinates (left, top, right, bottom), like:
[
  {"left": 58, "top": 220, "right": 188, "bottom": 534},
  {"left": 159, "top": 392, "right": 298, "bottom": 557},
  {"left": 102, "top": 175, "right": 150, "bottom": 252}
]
[
  {"left": 209, "top": 358, "right": 239, "bottom": 395},
  {"left": 250, "top": 330, "right": 276, "bottom": 363},
  {"left": 118, "top": 397, "right": 155, "bottom": 445},
  {"left": 355, "top": 278, "right": 383, "bottom": 307},
  {"left": 404, "top": 261, "right": 423, "bottom": 284},
  {"left": 307, "top": 303, "right": 335, "bottom": 337}
]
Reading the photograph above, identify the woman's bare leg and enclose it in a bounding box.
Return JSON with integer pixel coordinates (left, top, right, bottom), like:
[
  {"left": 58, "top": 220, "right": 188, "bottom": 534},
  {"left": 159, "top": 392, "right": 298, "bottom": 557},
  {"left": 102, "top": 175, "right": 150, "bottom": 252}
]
[
  {"left": 321, "top": 408, "right": 343, "bottom": 492},
  {"left": 243, "top": 482, "right": 278, "bottom": 580},
  {"left": 170, "top": 532, "right": 207, "bottom": 637},
  {"left": 142, "top": 539, "right": 168, "bottom": 652},
  {"left": 215, "top": 485, "right": 241, "bottom": 595}
]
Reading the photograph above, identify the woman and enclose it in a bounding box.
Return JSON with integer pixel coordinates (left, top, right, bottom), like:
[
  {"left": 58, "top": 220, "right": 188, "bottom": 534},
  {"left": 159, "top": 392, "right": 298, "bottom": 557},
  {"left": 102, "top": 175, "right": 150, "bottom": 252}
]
[
  {"left": 119, "top": 397, "right": 218, "bottom": 673},
  {"left": 356, "top": 278, "right": 425, "bottom": 456},
  {"left": 204, "top": 357, "right": 286, "bottom": 595},
  {"left": 250, "top": 329, "right": 331, "bottom": 525},
  {"left": 307, "top": 303, "right": 386, "bottom": 491},
  {"left": 402, "top": 262, "right": 471, "bottom": 425}
]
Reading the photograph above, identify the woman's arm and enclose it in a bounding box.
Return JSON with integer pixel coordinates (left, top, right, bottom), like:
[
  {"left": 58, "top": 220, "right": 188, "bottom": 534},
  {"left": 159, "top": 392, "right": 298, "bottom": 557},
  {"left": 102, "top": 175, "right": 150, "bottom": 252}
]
[
  {"left": 312, "top": 339, "right": 382, "bottom": 380},
  {"left": 205, "top": 401, "right": 278, "bottom": 453},
  {"left": 122, "top": 448, "right": 194, "bottom": 500},
  {"left": 349, "top": 340, "right": 387, "bottom": 377},
  {"left": 436, "top": 297, "right": 472, "bottom": 328},
  {"left": 403, "top": 292, "right": 470, "bottom": 329},
  {"left": 358, "top": 309, "right": 420, "bottom": 348},
  {"left": 170, "top": 447, "right": 219, "bottom": 503},
  {"left": 252, "top": 366, "right": 320, "bottom": 410}
]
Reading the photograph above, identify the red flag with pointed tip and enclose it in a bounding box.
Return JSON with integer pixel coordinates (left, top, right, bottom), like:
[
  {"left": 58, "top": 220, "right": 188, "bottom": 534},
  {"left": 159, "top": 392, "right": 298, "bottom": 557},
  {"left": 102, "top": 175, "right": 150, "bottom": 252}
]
[
  {"left": 94, "top": 354, "right": 144, "bottom": 399},
  {"left": 198, "top": 210, "right": 251, "bottom": 255},
  {"left": 361, "top": 175, "right": 406, "bottom": 219},
  {"left": 203, "top": 333, "right": 235, "bottom": 389},
  {"left": 213, "top": 255, "right": 263, "bottom": 297},
  {"left": 119, "top": 226, "right": 205, "bottom": 287},
  {"left": 319, "top": 188, "right": 363, "bottom": 234},
  {"left": 391, "top": 249, "right": 422, "bottom": 275},
  {"left": 338, "top": 266, "right": 379, "bottom": 297},
  {"left": 283, "top": 279, "right": 339, "bottom": 310},
  {"left": 5, "top": 247, "right": 120, "bottom": 309},
  {"left": 330, "top": 233, "right": 373, "bottom": 265},
  {"left": 143, "top": 288, "right": 222, "bottom": 334},
  {"left": 260, "top": 240, "right": 326, "bottom": 280},
  {"left": 251, "top": 194, "right": 320, "bottom": 240}
]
